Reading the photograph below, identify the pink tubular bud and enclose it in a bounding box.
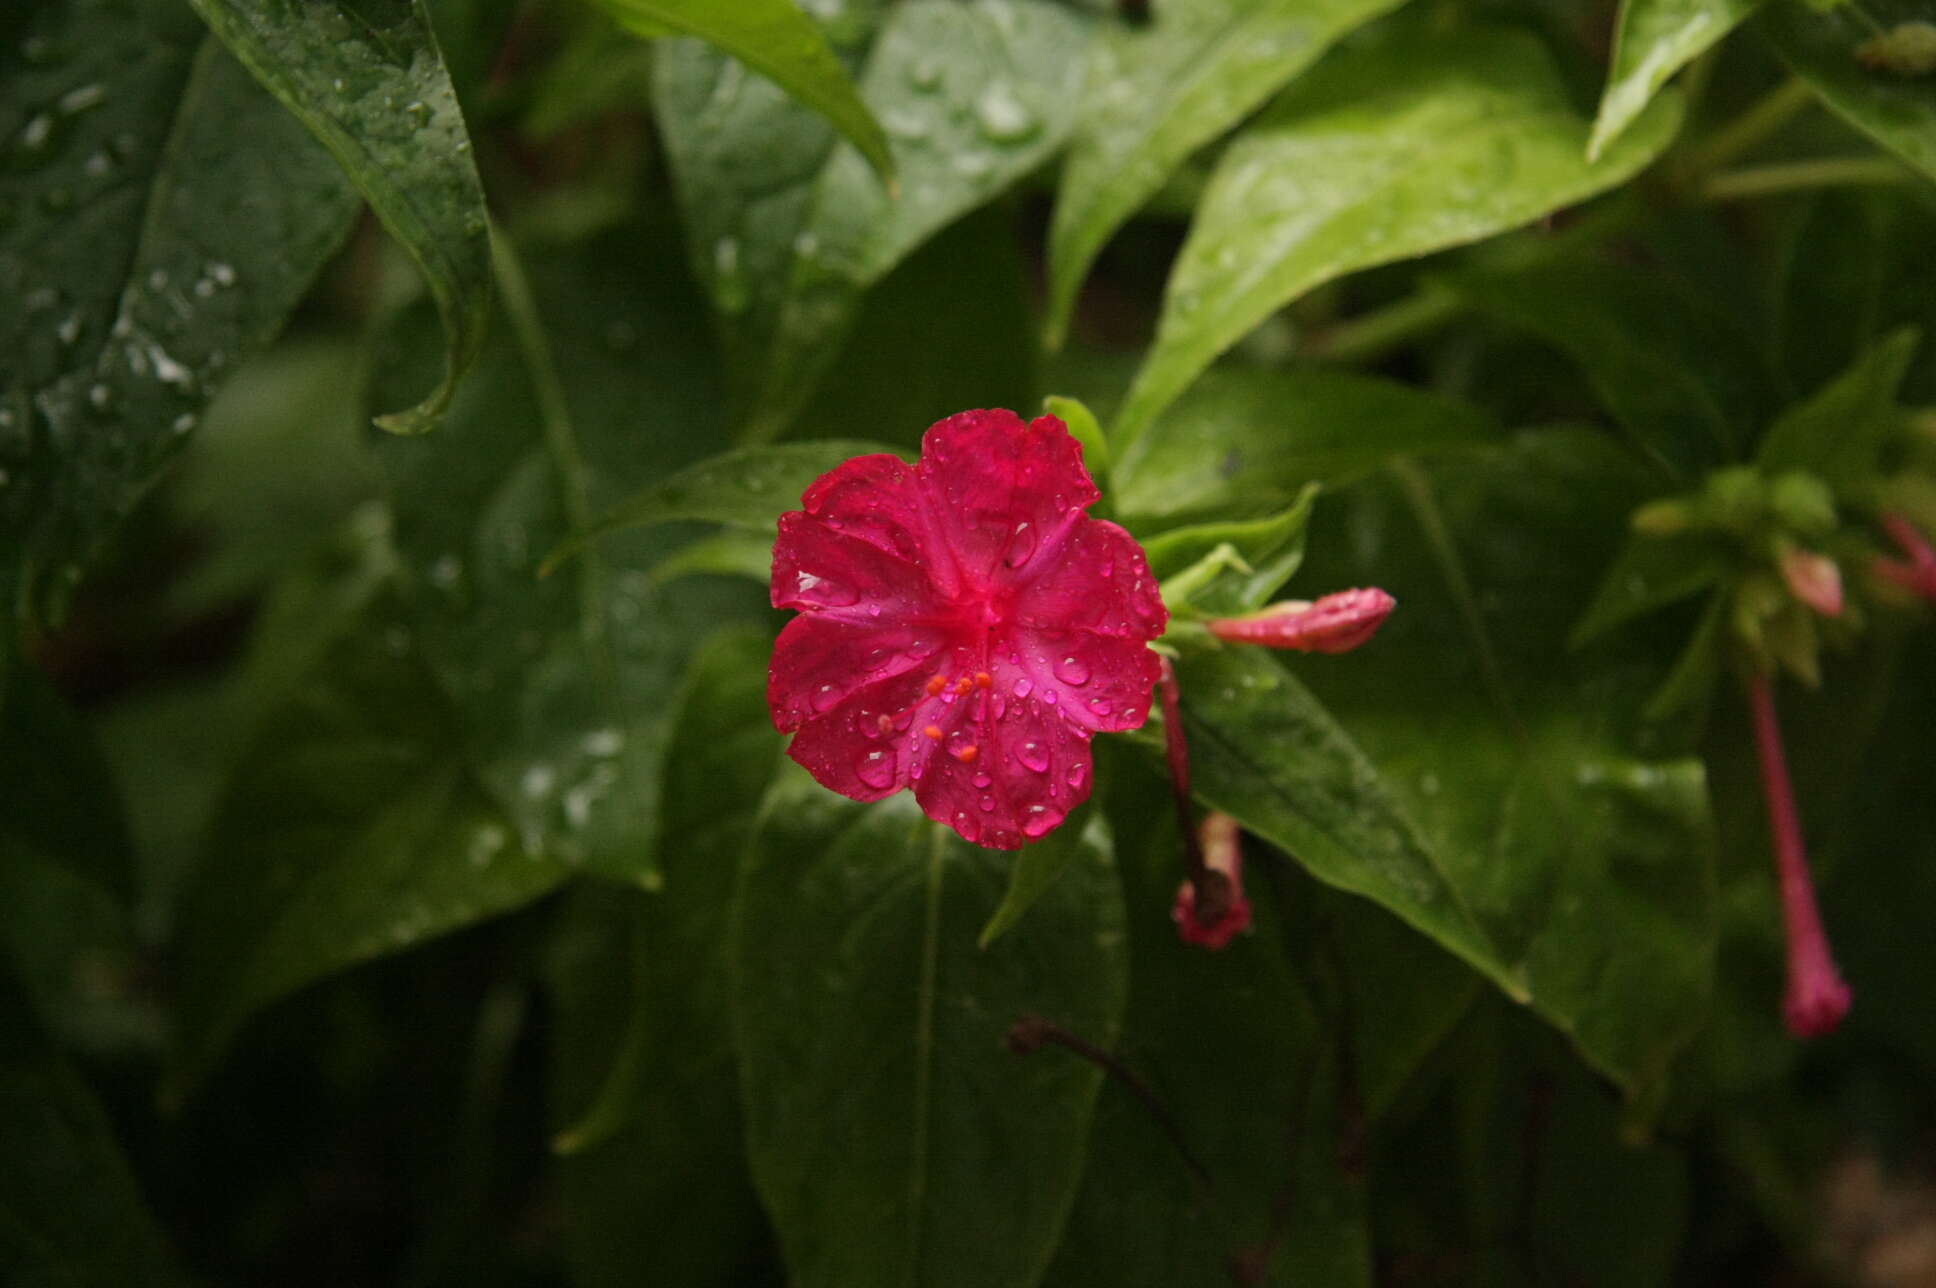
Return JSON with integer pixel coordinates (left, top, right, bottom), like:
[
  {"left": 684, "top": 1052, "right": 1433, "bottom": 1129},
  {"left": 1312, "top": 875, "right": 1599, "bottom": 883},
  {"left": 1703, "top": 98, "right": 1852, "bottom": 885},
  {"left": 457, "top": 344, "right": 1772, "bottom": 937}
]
[
  {"left": 1748, "top": 673, "right": 1852, "bottom": 1038},
  {"left": 1206, "top": 587, "right": 1396, "bottom": 654},
  {"left": 1875, "top": 512, "right": 1936, "bottom": 600},
  {"left": 1172, "top": 812, "right": 1253, "bottom": 950},
  {"left": 1777, "top": 546, "right": 1844, "bottom": 618}
]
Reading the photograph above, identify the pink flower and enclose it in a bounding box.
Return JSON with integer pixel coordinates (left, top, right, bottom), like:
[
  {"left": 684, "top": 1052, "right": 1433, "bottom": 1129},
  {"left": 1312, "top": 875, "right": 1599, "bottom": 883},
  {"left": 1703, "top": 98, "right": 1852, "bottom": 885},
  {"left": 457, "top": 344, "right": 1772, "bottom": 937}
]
[
  {"left": 1748, "top": 672, "right": 1852, "bottom": 1038},
  {"left": 1875, "top": 512, "right": 1936, "bottom": 600},
  {"left": 768, "top": 409, "right": 1167, "bottom": 849},
  {"left": 1206, "top": 587, "right": 1397, "bottom": 653},
  {"left": 1172, "top": 811, "right": 1252, "bottom": 949}
]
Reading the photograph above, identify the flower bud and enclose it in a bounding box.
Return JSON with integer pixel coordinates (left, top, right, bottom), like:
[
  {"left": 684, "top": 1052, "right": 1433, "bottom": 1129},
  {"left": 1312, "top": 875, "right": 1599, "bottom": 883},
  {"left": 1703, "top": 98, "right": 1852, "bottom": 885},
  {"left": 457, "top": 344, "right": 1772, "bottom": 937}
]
[{"left": 1206, "top": 587, "right": 1396, "bottom": 654}]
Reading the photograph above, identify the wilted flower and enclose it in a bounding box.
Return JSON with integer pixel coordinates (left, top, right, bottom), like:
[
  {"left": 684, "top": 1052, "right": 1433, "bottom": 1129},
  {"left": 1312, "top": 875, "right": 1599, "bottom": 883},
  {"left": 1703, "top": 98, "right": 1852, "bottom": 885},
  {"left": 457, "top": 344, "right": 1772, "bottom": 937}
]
[{"left": 768, "top": 409, "right": 1167, "bottom": 849}]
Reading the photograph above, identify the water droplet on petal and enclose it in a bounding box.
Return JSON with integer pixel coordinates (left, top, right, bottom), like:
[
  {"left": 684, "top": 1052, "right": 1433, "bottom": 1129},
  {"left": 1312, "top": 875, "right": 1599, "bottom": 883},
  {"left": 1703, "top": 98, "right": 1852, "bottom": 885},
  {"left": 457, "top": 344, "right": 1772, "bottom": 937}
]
[
  {"left": 811, "top": 682, "right": 842, "bottom": 712},
  {"left": 979, "top": 796, "right": 994, "bottom": 813},
  {"left": 1065, "top": 761, "right": 1089, "bottom": 792},
  {"left": 1011, "top": 677, "right": 1032, "bottom": 698},
  {"left": 856, "top": 749, "right": 894, "bottom": 790},
  {"left": 1054, "top": 654, "right": 1090, "bottom": 686},
  {"left": 1003, "top": 520, "right": 1037, "bottom": 567},
  {"left": 1018, "top": 741, "right": 1049, "bottom": 773},
  {"left": 1022, "top": 804, "right": 1056, "bottom": 838},
  {"left": 971, "top": 772, "right": 991, "bottom": 789}
]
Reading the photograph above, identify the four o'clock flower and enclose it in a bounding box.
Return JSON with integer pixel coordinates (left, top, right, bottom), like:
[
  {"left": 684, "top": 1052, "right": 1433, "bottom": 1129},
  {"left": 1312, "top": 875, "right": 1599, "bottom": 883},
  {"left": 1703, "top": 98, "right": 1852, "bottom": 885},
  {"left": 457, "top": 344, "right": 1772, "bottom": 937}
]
[
  {"left": 1875, "top": 511, "right": 1936, "bottom": 601},
  {"left": 1205, "top": 587, "right": 1396, "bottom": 654},
  {"left": 768, "top": 409, "right": 1166, "bottom": 850}
]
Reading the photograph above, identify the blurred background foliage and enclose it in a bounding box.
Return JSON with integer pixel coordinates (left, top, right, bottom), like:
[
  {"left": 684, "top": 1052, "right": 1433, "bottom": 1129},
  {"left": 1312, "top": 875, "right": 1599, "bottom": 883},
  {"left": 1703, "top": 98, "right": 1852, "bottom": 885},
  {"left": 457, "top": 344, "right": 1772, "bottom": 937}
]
[{"left": 4, "top": 0, "right": 1936, "bottom": 1283}]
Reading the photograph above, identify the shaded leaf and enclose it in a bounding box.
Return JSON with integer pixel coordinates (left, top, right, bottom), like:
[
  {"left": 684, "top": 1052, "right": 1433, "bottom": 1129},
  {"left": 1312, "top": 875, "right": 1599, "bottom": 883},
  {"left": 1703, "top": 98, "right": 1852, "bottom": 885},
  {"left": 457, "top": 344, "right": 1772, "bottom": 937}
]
[
  {"left": 1112, "top": 27, "right": 1684, "bottom": 447},
  {"left": 552, "top": 439, "right": 891, "bottom": 573},
  {"left": 1591, "top": 0, "right": 1763, "bottom": 160},
  {"left": 1113, "top": 367, "right": 1498, "bottom": 524},
  {"left": 734, "top": 773, "right": 1126, "bottom": 1288},
  {"left": 978, "top": 820, "right": 1097, "bottom": 947},
  {"left": 0, "top": 977, "right": 188, "bottom": 1288},
  {"left": 1044, "top": 0, "right": 1409, "bottom": 346},
  {"left": 188, "top": 0, "right": 492, "bottom": 433},
  {"left": 170, "top": 522, "right": 573, "bottom": 1093},
  {"left": 375, "top": 232, "right": 769, "bottom": 885},
  {"left": 1761, "top": 0, "right": 1936, "bottom": 184},
  {"left": 546, "top": 629, "right": 779, "bottom": 1284},
  {"left": 657, "top": 0, "right": 1091, "bottom": 439},
  {"left": 594, "top": 0, "right": 893, "bottom": 183},
  {"left": 0, "top": 666, "right": 134, "bottom": 901},
  {"left": 1450, "top": 255, "right": 1772, "bottom": 478},
  {"left": 1755, "top": 325, "right": 1919, "bottom": 490},
  {"left": 1044, "top": 753, "right": 1372, "bottom": 1287},
  {"left": 2, "top": 10, "right": 359, "bottom": 645},
  {"left": 1572, "top": 532, "right": 1731, "bottom": 648}
]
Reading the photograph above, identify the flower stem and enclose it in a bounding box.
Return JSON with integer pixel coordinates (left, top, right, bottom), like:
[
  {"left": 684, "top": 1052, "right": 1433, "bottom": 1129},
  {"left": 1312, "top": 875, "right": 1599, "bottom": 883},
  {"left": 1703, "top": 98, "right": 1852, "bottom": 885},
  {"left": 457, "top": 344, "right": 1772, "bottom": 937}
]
[
  {"left": 1698, "top": 156, "right": 1912, "bottom": 203},
  {"left": 1674, "top": 77, "right": 1815, "bottom": 186},
  {"left": 1302, "top": 286, "right": 1461, "bottom": 364},
  {"left": 1158, "top": 657, "right": 1234, "bottom": 924},
  {"left": 1746, "top": 672, "right": 1852, "bottom": 1038}
]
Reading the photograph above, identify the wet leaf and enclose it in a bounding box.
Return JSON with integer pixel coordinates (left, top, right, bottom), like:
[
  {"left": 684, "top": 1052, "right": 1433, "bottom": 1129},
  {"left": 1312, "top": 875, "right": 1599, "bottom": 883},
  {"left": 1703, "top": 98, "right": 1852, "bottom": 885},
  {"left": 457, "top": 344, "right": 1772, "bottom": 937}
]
[
  {"left": 1044, "top": 0, "right": 1408, "bottom": 347},
  {"left": 734, "top": 773, "right": 1126, "bottom": 1288},
  {"left": 1755, "top": 325, "right": 1919, "bottom": 490},
  {"left": 657, "top": 0, "right": 1091, "bottom": 439},
  {"left": 594, "top": 0, "right": 893, "bottom": 184},
  {"left": 1113, "top": 366, "right": 1498, "bottom": 523},
  {"left": 169, "top": 521, "right": 574, "bottom": 1093},
  {"left": 1591, "top": 0, "right": 1763, "bottom": 160},
  {"left": 1113, "top": 27, "right": 1684, "bottom": 447},
  {"left": 2, "top": 5, "right": 359, "bottom": 646},
  {"left": 188, "top": 0, "right": 493, "bottom": 433}
]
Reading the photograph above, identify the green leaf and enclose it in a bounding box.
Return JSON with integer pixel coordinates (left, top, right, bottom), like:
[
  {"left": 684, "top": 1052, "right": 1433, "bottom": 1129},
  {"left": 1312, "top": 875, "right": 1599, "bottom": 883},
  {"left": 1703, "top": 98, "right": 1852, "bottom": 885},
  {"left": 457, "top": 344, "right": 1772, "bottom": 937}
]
[
  {"left": 1043, "top": 0, "right": 1410, "bottom": 347},
  {"left": 1043, "top": 394, "right": 1109, "bottom": 479},
  {"left": 1591, "top": 0, "right": 1764, "bottom": 160},
  {"left": 657, "top": 0, "right": 1092, "bottom": 439},
  {"left": 1113, "top": 367, "right": 1499, "bottom": 523},
  {"left": 1450, "top": 255, "right": 1772, "bottom": 478},
  {"left": 187, "top": 0, "right": 493, "bottom": 434},
  {"left": 546, "top": 629, "right": 778, "bottom": 1282},
  {"left": 170, "top": 525, "right": 574, "bottom": 1093},
  {"left": 0, "top": 666, "right": 135, "bottom": 902},
  {"left": 548, "top": 439, "right": 893, "bottom": 574},
  {"left": 1571, "top": 533, "right": 1731, "bottom": 648},
  {"left": 1043, "top": 755, "right": 1372, "bottom": 1287},
  {"left": 1143, "top": 482, "right": 1319, "bottom": 616},
  {"left": 734, "top": 775, "right": 1127, "bottom": 1288},
  {"left": 978, "top": 822, "right": 1097, "bottom": 947},
  {"left": 1265, "top": 431, "right": 1718, "bottom": 1097},
  {"left": 2, "top": 12, "right": 360, "bottom": 644},
  {"left": 594, "top": 0, "right": 893, "bottom": 184},
  {"left": 1761, "top": 0, "right": 1936, "bottom": 185},
  {"left": 0, "top": 978, "right": 188, "bottom": 1288},
  {"left": 1112, "top": 27, "right": 1685, "bottom": 447},
  {"left": 1755, "top": 326, "right": 1919, "bottom": 490},
  {"left": 1169, "top": 647, "right": 1524, "bottom": 1000},
  {"left": 374, "top": 232, "right": 770, "bottom": 885}
]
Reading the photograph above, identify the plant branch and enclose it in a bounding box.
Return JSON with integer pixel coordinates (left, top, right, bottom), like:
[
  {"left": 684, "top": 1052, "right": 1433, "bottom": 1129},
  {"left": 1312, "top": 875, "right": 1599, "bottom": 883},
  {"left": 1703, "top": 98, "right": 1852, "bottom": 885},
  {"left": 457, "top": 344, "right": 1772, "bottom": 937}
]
[{"left": 1699, "top": 156, "right": 1915, "bottom": 203}]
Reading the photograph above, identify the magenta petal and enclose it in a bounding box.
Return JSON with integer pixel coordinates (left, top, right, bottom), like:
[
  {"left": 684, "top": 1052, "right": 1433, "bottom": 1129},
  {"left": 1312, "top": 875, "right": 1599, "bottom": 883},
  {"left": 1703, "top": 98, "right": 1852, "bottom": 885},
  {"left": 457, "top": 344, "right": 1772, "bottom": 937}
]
[
  {"left": 1008, "top": 630, "right": 1161, "bottom": 733},
  {"left": 917, "top": 410, "right": 1101, "bottom": 585},
  {"left": 772, "top": 512, "right": 939, "bottom": 622},
  {"left": 1012, "top": 518, "right": 1166, "bottom": 640},
  {"left": 785, "top": 668, "right": 948, "bottom": 803},
  {"left": 913, "top": 692, "right": 1093, "bottom": 850},
  {"left": 768, "top": 614, "right": 940, "bottom": 733}
]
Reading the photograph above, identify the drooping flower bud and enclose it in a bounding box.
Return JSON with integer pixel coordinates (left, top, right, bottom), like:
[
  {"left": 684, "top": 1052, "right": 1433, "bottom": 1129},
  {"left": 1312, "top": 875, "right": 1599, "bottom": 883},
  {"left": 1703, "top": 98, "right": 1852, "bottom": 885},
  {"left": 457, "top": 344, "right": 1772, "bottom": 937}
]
[
  {"left": 1748, "top": 673, "right": 1852, "bottom": 1038},
  {"left": 1171, "top": 811, "right": 1252, "bottom": 949},
  {"left": 1776, "top": 542, "right": 1844, "bottom": 618},
  {"left": 1874, "top": 511, "right": 1936, "bottom": 600},
  {"left": 1206, "top": 588, "right": 1396, "bottom": 654}
]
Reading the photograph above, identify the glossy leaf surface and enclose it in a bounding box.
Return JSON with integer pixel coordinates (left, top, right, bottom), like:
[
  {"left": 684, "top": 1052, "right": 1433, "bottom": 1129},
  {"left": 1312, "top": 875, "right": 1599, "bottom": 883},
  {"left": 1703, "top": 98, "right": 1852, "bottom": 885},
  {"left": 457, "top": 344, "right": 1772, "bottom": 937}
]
[
  {"left": 1113, "top": 28, "right": 1684, "bottom": 446},
  {"left": 734, "top": 774, "right": 1126, "bottom": 1288},
  {"left": 2, "top": 5, "right": 359, "bottom": 642},
  {"left": 1591, "top": 0, "right": 1763, "bottom": 160},
  {"left": 188, "top": 0, "right": 492, "bottom": 433},
  {"left": 1045, "top": 0, "right": 1408, "bottom": 346}
]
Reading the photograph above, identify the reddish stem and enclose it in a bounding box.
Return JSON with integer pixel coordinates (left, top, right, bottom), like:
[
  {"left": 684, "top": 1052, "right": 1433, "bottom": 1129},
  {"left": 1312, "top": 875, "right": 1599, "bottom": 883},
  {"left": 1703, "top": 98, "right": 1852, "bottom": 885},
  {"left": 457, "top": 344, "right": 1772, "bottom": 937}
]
[
  {"left": 1158, "top": 657, "right": 1231, "bottom": 924},
  {"left": 1747, "top": 672, "right": 1852, "bottom": 1038}
]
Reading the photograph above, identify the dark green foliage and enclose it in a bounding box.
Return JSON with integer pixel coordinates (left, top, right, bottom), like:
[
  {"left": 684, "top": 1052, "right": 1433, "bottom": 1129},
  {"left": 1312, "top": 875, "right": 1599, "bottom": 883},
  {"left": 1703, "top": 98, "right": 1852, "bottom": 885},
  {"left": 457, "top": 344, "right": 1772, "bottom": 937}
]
[{"left": 6, "top": 0, "right": 1936, "bottom": 1282}]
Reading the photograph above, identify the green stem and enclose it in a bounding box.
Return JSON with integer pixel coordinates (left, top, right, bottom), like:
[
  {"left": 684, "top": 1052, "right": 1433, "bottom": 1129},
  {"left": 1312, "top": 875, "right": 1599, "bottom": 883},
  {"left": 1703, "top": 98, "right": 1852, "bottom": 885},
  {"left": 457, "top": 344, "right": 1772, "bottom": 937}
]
[
  {"left": 1304, "top": 287, "right": 1462, "bottom": 364},
  {"left": 1674, "top": 77, "right": 1814, "bottom": 185},
  {"left": 1699, "top": 156, "right": 1913, "bottom": 202},
  {"left": 491, "top": 227, "right": 605, "bottom": 642}
]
